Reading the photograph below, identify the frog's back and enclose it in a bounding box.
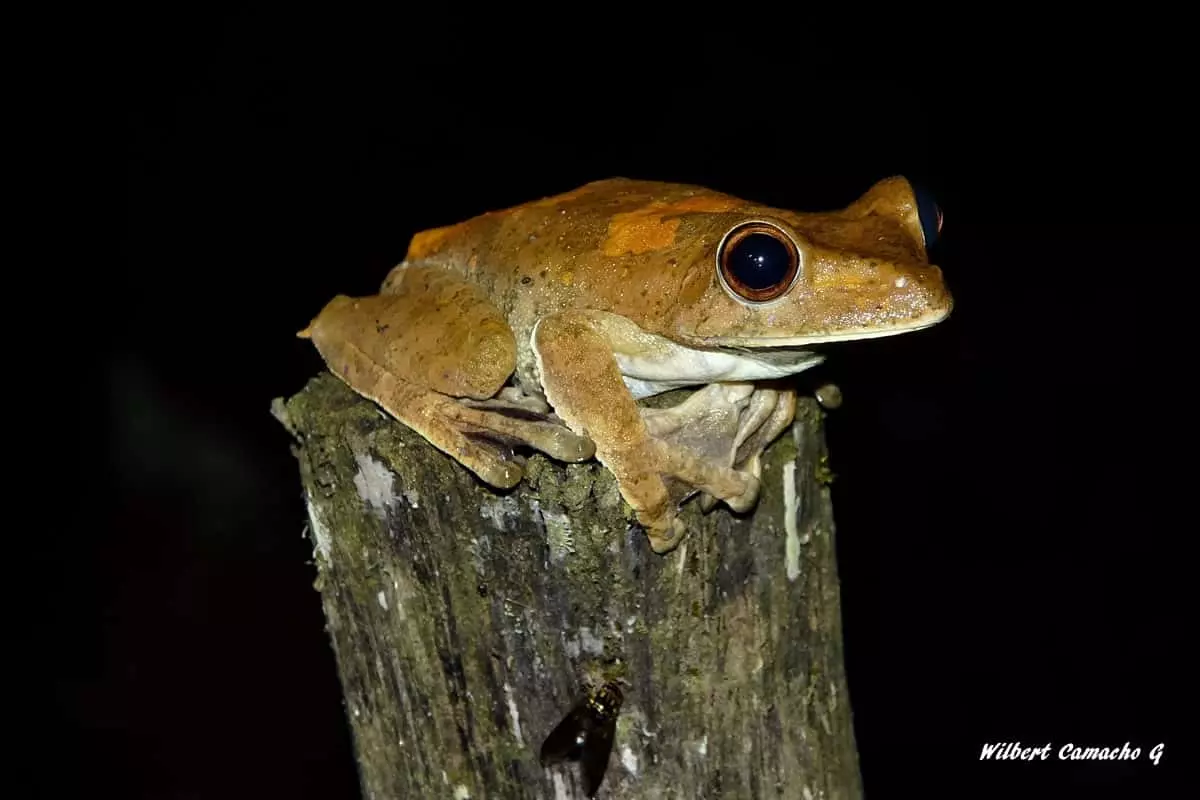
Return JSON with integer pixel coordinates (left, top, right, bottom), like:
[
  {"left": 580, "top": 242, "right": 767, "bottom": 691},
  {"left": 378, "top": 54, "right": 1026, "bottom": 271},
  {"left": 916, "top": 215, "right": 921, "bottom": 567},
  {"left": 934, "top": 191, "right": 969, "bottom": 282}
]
[{"left": 400, "top": 178, "right": 750, "bottom": 269}]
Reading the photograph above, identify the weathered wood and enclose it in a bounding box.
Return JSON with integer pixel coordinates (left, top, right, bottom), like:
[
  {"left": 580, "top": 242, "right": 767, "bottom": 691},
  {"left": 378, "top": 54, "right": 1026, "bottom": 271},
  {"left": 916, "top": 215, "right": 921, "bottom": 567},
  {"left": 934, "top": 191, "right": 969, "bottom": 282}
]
[{"left": 274, "top": 373, "right": 862, "bottom": 800}]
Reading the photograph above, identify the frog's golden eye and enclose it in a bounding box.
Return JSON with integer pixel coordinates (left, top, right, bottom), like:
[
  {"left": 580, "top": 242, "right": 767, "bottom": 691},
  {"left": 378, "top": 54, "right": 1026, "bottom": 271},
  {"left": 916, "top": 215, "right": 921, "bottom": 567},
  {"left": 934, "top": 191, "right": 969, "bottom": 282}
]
[{"left": 717, "top": 221, "right": 801, "bottom": 303}]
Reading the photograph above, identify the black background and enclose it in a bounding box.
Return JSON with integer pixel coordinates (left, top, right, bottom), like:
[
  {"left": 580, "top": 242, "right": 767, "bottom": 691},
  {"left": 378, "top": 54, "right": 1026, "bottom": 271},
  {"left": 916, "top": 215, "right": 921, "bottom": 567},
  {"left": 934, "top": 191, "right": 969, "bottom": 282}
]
[{"left": 85, "top": 12, "right": 1185, "bottom": 799}]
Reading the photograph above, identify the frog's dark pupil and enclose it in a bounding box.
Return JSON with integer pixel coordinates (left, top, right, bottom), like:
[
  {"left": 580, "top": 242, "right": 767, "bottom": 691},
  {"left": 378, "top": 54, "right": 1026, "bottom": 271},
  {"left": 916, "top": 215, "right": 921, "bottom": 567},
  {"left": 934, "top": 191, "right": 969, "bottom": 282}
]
[{"left": 727, "top": 233, "right": 791, "bottom": 291}]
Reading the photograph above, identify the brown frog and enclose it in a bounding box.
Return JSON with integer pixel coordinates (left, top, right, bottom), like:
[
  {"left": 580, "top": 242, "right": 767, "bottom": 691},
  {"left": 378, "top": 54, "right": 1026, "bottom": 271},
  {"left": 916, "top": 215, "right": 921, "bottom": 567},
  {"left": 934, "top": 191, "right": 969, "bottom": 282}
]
[{"left": 299, "top": 176, "right": 951, "bottom": 553}]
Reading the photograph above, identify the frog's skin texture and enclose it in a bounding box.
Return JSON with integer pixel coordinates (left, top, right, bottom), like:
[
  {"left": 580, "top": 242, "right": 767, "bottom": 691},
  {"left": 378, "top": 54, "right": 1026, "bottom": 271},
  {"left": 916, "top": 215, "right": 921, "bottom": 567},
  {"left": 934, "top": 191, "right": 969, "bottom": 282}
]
[{"left": 300, "top": 177, "right": 952, "bottom": 553}]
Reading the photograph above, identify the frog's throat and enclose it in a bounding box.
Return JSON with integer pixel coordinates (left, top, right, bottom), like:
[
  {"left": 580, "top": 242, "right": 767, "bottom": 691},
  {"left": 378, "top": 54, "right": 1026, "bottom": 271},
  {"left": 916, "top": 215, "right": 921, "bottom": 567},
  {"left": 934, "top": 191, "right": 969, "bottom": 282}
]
[{"left": 614, "top": 339, "right": 825, "bottom": 400}]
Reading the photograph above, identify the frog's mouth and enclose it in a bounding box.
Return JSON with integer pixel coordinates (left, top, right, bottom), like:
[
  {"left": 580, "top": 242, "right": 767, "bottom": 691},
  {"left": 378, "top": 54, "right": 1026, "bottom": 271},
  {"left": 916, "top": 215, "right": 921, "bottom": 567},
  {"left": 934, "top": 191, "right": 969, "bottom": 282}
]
[
  {"left": 699, "top": 312, "right": 949, "bottom": 349},
  {"left": 616, "top": 311, "right": 946, "bottom": 399}
]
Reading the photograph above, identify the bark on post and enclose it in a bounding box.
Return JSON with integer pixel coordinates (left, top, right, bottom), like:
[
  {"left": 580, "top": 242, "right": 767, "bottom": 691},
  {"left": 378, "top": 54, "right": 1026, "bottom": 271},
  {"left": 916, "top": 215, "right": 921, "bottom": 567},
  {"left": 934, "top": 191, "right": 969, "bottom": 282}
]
[{"left": 273, "top": 373, "right": 863, "bottom": 800}]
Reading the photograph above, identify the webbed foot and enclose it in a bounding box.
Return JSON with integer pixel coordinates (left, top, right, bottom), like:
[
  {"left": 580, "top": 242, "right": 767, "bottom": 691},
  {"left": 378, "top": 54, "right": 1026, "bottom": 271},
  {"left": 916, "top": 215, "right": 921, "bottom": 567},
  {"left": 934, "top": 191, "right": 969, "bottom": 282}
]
[{"left": 641, "top": 382, "right": 796, "bottom": 515}]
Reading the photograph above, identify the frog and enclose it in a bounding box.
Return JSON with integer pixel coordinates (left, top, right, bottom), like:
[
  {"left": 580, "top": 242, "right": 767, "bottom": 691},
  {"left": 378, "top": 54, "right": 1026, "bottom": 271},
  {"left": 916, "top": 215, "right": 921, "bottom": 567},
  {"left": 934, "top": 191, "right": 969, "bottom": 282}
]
[{"left": 298, "top": 176, "right": 951, "bottom": 554}]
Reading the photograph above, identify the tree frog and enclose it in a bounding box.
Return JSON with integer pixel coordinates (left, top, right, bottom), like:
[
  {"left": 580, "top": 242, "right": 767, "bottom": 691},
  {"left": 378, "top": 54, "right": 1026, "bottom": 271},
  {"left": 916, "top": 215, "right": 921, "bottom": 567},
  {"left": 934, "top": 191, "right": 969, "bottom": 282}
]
[{"left": 299, "top": 177, "right": 951, "bottom": 553}]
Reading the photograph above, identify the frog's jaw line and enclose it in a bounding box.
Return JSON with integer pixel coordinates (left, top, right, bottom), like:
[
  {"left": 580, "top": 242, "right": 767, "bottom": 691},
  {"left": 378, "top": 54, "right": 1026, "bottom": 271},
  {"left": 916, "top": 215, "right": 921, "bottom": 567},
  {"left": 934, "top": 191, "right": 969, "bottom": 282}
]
[{"left": 708, "top": 311, "right": 950, "bottom": 348}]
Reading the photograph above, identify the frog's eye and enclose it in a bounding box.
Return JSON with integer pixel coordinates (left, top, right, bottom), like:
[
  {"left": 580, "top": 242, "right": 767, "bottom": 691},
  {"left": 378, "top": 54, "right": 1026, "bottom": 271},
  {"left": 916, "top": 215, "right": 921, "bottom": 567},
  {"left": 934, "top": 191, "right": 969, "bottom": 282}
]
[
  {"left": 717, "top": 222, "right": 801, "bottom": 303},
  {"left": 912, "top": 182, "right": 944, "bottom": 247}
]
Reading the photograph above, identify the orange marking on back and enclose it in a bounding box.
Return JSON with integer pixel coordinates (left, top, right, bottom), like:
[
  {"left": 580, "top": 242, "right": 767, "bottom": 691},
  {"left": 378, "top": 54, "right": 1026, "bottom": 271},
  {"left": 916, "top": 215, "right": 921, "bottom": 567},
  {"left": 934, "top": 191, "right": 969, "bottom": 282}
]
[
  {"left": 663, "top": 195, "right": 744, "bottom": 215},
  {"left": 602, "top": 194, "right": 743, "bottom": 257},
  {"left": 603, "top": 210, "right": 680, "bottom": 256}
]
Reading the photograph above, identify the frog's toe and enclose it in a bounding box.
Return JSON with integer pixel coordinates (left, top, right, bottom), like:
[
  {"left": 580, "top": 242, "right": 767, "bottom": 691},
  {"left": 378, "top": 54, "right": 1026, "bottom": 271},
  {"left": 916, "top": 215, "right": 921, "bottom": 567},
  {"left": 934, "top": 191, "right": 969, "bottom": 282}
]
[
  {"left": 453, "top": 398, "right": 596, "bottom": 463},
  {"left": 723, "top": 473, "right": 761, "bottom": 513},
  {"left": 540, "top": 428, "right": 596, "bottom": 462},
  {"left": 732, "top": 390, "right": 796, "bottom": 473},
  {"left": 428, "top": 424, "right": 526, "bottom": 489},
  {"left": 497, "top": 416, "right": 595, "bottom": 462},
  {"left": 647, "top": 517, "right": 688, "bottom": 554},
  {"left": 697, "top": 464, "right": 760, "bottom": 513},
  {"left": 460, "top": 443, "right": 525, "bottom": 489},
  {"left": 652, "top": 439, "right": 756, "bottom": 513},
  {"left": 749, "top": 454, "right": 763, "bottom": 477}
]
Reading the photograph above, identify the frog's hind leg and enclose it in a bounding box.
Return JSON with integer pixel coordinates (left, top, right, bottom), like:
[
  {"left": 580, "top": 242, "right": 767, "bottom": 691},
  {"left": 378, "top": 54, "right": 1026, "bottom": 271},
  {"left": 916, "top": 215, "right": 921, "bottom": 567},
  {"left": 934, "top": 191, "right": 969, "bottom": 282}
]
[
  {"left": 337, "top": 370, "right": 537, "bottom": 489},
  {"left": 299, "top": 270, "right": 594, "bottom": 488},
  {"left": 453, "top": 395, "right": 596, "bottom": 465},
  {"left": 366, "top": 376, "right": 594, "bottom": 489}
]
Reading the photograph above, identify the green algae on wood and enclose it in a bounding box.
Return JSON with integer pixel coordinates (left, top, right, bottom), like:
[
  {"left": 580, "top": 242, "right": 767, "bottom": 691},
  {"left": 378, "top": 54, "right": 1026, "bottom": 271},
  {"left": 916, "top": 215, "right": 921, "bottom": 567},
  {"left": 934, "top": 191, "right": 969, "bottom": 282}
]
[{"left": 274, "top": 373, "right": 863, "bottom": 799}]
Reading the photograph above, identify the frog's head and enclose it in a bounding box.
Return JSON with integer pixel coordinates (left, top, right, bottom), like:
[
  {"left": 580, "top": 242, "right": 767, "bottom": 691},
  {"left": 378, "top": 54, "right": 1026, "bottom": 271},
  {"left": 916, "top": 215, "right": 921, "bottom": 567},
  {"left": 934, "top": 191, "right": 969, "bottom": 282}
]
[{"left": 668, "top": 176, "right": 952, "bottom": 348}]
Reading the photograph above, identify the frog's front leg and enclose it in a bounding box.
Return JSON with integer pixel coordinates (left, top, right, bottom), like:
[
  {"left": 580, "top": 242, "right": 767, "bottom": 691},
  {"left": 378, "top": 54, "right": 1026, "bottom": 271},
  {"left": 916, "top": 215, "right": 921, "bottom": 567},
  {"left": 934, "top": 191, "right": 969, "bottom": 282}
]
[
  {"left": 299, "top": 268, "right": 594, "bottom": 489},
  {"left": 533, "top": 311, "right": 756, "bottom": 553}
]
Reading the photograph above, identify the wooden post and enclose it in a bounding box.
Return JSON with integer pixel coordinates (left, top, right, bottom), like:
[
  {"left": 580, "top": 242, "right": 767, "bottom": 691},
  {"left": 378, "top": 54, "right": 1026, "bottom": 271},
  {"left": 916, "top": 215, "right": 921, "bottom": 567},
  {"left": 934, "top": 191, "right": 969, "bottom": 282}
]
[{"left": 273, "top": 373, "right": 863, "bottom": 799}]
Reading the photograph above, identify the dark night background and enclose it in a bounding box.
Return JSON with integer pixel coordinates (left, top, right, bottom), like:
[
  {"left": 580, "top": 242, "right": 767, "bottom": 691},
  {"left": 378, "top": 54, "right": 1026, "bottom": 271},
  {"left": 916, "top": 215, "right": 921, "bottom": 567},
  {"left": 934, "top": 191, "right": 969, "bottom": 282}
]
[{"left": 74, "top": 12, "right": 1186, "bottom": 799}]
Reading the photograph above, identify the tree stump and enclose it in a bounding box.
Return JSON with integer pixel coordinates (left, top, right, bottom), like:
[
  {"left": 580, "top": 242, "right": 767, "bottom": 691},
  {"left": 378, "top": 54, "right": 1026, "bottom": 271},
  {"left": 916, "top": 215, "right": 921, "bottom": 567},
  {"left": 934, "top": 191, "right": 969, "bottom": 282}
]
[{"left": 272, "top": 373, "right": 863, "bottom": 800}]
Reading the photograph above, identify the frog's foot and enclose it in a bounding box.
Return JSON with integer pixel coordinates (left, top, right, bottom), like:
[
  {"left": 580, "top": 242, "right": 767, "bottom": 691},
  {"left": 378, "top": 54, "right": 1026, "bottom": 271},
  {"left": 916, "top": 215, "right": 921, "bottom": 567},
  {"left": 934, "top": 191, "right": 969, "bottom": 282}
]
[
  {"left": 387, "top": 391, "right": 594, "bottom": 489},
  {"left": 651, "top": 437, "right": 761, "bottom": 512},
  {"left": 699, "top": 386, "right": 797, "bottom": 512},
  {"left": 622, "top": 436, "right": 759, "bottom": 554},
  {"left": 641, "top": 383, "right": 792, "bottom": 516},
  {"left": 455, "top": 396, "right": 596, "bottom": 464},
  {"left": 323, "top": 359, "right": 591, "bottom": 489},
  {"left": 646, "top": 516, "right": 688, "bottom": 554},
  {"left": 641, "top": 383, "right": 755, "bottom": 461}
]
